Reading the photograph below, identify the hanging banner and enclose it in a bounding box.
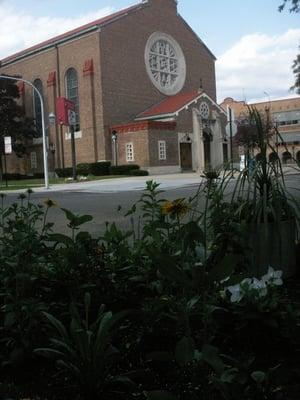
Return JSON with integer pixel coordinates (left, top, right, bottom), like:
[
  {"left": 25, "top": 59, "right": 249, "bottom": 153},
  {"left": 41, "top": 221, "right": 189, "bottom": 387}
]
[{"left": 56, "top": 97, "right": 75, "bottom": 126}]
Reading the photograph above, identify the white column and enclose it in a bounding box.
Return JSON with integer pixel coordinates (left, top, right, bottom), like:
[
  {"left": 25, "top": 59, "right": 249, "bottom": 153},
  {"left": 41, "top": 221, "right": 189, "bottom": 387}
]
[
  {"left": 192, "top": 108, "right": 205, "bottom": 173},
  {"left": 210, "top": 111, "right": 224, "bottom": 167}
]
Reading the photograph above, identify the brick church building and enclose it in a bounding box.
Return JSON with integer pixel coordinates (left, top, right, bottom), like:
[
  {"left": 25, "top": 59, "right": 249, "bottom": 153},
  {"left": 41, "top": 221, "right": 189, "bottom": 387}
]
[{"left": 0, "top": 0, "right": 227, "bottom": 175}]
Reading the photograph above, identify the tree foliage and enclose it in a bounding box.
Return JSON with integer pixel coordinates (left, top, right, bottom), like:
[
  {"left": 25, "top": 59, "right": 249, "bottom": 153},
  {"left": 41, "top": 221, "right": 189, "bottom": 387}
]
[
  {"left": 279, "top": 1, "right": 300, "bottom": 93},
  {"left": 0, "top": 76, "right": 37, "bottom": 159},
  {"left": 291, "top": 51, "right": 300, "bottom": 95},
  {"left": 279, "top": 0, "right": 300, "bottom": 12}
]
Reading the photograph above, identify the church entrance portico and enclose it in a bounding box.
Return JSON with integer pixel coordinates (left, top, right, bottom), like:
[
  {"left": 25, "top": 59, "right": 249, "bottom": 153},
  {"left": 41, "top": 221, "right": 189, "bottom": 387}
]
[{"left": 134, "top": 91, "right": 227, "bottom": 174}]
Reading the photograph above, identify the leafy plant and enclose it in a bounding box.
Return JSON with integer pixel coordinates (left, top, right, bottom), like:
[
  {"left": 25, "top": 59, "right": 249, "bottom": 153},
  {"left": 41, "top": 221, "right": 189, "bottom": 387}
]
[{"left": 35, "top": 293, "right": 132, "bottom": 399}]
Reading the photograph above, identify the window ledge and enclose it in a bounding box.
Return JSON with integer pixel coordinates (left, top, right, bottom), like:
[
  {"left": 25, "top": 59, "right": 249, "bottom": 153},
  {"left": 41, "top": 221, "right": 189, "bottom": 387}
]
[{"left": 65, "top": 131, "right": 82, "bottom": 140}]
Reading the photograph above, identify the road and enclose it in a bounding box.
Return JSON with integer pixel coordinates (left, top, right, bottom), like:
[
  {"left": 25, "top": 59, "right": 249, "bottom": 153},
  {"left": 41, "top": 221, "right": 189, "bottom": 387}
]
[
  {"left": 1, "top": 184, "right": 203, "bottom": 235},
  {"left": 1, "top": 173, "right": 300, "bottom": 236}
]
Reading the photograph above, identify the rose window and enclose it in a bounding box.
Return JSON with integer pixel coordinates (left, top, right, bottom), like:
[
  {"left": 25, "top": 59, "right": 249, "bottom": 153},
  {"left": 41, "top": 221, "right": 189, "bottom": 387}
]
[{"left": 145, "top": 32, "right": 186, "bottom": 96}]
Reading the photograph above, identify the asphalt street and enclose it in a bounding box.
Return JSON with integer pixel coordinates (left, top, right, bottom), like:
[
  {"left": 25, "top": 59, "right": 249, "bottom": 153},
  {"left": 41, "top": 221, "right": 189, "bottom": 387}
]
[
  {"left": 1, "top": 182, "right": 203, "bottom": 235},
  {"left": 2, "top": 173, "right": 300, "bottom": 236}
]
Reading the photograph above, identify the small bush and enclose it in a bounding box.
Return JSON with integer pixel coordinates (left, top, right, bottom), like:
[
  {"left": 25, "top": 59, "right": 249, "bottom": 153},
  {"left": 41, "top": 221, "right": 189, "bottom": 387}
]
[
  {"left": 109, "top": 164, "right": 140, "bottom": 175},
  {"left": 129, "top": 169, "right": 149, "bottom": 176},
  {"left": 55, "top": 167, "right": 73, "bottom": 178},
  {"left": 90, "top": 161, "right": 111, "bottom": 176},
  {"left": 32, "top": 172, "right": 45, "bottom": 179},
  {"left": 2, "top": 173, "right": 27, "bottom": 180},
  {"left": 77, "top": 163, "right": 90, "bottom": 176}
]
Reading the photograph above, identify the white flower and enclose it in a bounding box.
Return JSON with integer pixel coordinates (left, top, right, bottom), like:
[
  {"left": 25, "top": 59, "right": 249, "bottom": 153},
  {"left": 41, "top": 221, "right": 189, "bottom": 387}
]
[
  {"left": 251, "top": 278, "right": 268, "bottom": 297},
  {"left": 227, "top": 284, "right": 243, "bottom": 303},
  {"left": 261, "top": 267, "right": 283, "bottom": 286}
]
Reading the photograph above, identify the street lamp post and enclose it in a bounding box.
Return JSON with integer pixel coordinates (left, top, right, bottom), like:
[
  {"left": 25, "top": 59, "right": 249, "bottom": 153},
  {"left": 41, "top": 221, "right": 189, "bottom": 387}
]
[
  {"left": 111, "top": 130, "right": 118, "bottom": 166},
  {"left": 0, "top": 74, "right": 49, "bottom": 189}
]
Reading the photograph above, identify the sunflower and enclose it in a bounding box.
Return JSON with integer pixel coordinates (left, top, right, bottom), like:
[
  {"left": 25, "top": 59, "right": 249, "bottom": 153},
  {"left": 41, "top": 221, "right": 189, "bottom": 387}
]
[
  {"left": 43, "top": 198, "right": 58, "bottom": 208},
  {"left": 161, "top": 199, "right": 189, "bottom": 218}
]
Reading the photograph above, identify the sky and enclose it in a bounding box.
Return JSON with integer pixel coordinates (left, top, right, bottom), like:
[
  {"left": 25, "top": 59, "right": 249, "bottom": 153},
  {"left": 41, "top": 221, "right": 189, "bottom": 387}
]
[{"left": 0, "top": 0, "right": 299, "bottom": 103}]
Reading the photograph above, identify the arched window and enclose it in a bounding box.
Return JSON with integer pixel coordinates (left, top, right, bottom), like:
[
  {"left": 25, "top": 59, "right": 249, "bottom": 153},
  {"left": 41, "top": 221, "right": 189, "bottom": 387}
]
[
  {"left": 282, "top": 151, "right": 292, "bottom": 164},
  {"left": 33, "top": 79, "right": 43, "bottom": 136},
  {"left": 65, "top": 68, "right": 80, "bottom": 131},
  {"left": 269, "top": 152, "right": 279, "bottom": 163}
]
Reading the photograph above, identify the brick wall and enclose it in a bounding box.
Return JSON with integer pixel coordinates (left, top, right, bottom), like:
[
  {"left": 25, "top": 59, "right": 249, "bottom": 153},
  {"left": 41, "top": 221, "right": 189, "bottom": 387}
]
[
  {"left": 117, "top": 129, "right": 150, "bottom": 167},
  {"left": 148, "top": 129, "right": 179, "bottom": 166},
  {"left": 100, "top": 0, "right": 216, "bottom": 128},
  {"left": 0, "top": 0, "right": 217, "bottom": 173}
]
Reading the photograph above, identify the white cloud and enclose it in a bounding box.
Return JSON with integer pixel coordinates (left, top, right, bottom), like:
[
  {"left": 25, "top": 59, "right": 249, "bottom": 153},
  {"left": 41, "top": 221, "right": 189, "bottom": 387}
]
[
  {"left": 0, "top": 2, "right": 114, "bottom": 59},
  {"left": 216, "top": 29, "right": 300, "bottom": 103}
]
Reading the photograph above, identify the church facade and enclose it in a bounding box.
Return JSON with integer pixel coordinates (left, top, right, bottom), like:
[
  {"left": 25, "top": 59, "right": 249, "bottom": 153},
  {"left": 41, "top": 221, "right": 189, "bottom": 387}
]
[{"left": 0, "top": 0, "right": 227, "bottom": 175}]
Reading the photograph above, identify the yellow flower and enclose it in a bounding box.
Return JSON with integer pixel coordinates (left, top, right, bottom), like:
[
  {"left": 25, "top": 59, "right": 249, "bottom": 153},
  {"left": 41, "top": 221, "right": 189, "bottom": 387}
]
[
  {"left": 161, "top": 199, "right": 189, "bottom": 217},
  {"left": 43, "top": 198, "right": 58, "bottom": 208}
]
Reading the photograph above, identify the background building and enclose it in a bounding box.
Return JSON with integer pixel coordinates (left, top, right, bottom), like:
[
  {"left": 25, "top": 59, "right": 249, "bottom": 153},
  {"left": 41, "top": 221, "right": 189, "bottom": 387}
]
[
  {"left": 220, "top": 96, "right": 300, "bottom": 165},
  {"left": 0, "top": 0, "right": 227, "bottom": 176}
]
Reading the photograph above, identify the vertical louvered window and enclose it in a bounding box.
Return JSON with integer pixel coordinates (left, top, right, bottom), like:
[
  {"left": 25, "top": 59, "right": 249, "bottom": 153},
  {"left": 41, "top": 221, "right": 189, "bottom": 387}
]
[
  {"left": 33, "top": 79, "right": 43, "bottom": 136},
  {"left": 65, "top": 68, "right": 80, "bottom": 131}
]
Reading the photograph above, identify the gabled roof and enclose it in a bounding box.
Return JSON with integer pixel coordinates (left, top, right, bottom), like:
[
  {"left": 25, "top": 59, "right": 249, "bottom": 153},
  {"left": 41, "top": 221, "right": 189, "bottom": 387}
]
[
  {"left": 135, "top": 90, "right": 227, "bottom": 121},
  {"left": 135, "top": 90, "right": 203, "bottom": 120},
  {"left": 0, "top": 3, "right": 143, "bottom": 65}
]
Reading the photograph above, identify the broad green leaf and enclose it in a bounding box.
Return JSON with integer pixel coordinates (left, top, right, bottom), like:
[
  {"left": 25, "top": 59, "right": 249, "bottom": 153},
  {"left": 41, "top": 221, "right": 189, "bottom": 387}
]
[
  {"left": 201, "top": 344, "right": 225, "bottom": 374},
  {"left": 251, "top": 370, "right": 266, "bottom": 384},
  {"left": 175, "top": 336, "right": 195, "bottom": 366},
  {"left": 209, "top": 255, "right": 236, "bottom": 283},
  {"left": 74, "top": 214, "right": 93, "bottom": 227},
  {"left": 34, "top": 348, "right": 65, "bottom": 359},
  {"left": 221, "top": 368, "right": 239, "bottom": 383},
  {"left": 42, "top": 311, "right": 69, "bottom": 341},
  {"left": 152, "top": 253, "right": 193, "bottom": 287},
  {"left": 146, "top": 351, "right": 173, "bottom": 362},
  {"left": 61, "top": 208, "right": 76, "bottom": 222},
  {"left": 146, "top": 391, "right": 178, "bottom": 400},
  {"left": 47, "top": 233, "right": 74, "bottom": 247}
]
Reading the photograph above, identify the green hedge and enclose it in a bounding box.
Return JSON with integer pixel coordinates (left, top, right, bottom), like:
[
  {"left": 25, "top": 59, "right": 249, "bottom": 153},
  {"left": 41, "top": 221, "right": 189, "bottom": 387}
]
[
  {"left": 55, "top": 168, "right": 73, "bottom": 178},
  {"left": 90, "top": 161, "right": 111, "bottom": 176},
  {"left": 76, "top": 163, "right": 90, "bottom": 176},
  {"left": 2, "top": 173, "right": 45, "bottom": 180},
  {"left": 109, "top": 164, "right": 140, "bottom": 175},
  {"left": 76, "top": 162, "right": 111, "bottom": 176},
  {"left": 129, "top": 169, "right": 149, "bottom": 176}
]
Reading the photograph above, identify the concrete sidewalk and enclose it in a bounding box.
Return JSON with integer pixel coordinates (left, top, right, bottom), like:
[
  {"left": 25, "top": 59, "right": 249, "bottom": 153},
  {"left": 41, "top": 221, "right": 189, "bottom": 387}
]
[{"left": 22, "top": 173, "right": 204, "bottom": 194}]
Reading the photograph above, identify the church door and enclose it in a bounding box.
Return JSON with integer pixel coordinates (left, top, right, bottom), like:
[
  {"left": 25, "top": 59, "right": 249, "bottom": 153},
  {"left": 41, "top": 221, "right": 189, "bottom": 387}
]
[
  {"left": 203, "top": 135, "right": 211, "bottom": 167},
  {"left": 180, "top": 143, "right": 192, "bottom": 170}
]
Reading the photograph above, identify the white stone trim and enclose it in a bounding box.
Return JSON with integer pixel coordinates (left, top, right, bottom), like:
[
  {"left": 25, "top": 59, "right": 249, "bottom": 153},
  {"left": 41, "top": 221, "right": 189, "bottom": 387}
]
[
  {"left": 65, "top": 130, "right": 82, "bottom": 140},
  {"left": 145, "top": 32, "right": 186, "bottom": 96}
]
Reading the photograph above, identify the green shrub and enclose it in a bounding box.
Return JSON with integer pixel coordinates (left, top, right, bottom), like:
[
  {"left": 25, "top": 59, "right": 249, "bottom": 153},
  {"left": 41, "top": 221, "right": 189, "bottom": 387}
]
[
  {"left": 2, "top": 173, "right": 27, "bottom": 180},
  {"left": 76, "top": 163, "right": 90, "bottom": 176},
  {"left": 129, "top": 169, "right": 149, "bottom": 176},
  {"left": 90, "top": 161, "right": 111, "bottom": 176},
  {"left": 55, "top": 167, "right": 73, "bottom": 178},
  {"left": 109, "top": 164, "right": 140, "bottom": 175},
  {"left": 32, "top": 172, "right": 45, "bottom": 179}
]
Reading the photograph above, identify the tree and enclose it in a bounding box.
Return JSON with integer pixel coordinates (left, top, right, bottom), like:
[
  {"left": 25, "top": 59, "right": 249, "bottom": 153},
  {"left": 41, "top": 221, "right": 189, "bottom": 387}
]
[
  {"left": 279, "top": 1, "right": 300, "bottom": 94},
  {"left": 279, "top": 0, "right": 300, "bottom": 12},
  {"left": 291, "top": 51, "right": 300, "bottom": 95},
  {"left": 0, "top": 76, "right": 37, "bottom": 178}
]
